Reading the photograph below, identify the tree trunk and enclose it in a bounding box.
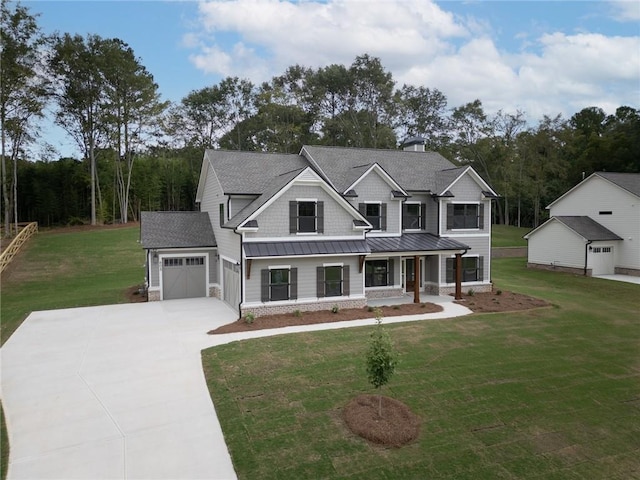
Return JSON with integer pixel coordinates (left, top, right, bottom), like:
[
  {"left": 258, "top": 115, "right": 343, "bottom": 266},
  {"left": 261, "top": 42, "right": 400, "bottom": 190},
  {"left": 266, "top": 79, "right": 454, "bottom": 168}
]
[
  {"left": 1, "top": 118, "right": 10, "bottom": 237},
  {"left": 378, "top": 393, "right": 382, "bottom": 418}
]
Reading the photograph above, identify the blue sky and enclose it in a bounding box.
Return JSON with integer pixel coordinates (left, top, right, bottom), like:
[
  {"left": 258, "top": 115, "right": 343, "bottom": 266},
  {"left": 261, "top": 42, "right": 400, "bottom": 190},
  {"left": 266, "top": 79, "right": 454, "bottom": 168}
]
[{"left": 23, "top": 0, "right": 640, "bottom": 158}]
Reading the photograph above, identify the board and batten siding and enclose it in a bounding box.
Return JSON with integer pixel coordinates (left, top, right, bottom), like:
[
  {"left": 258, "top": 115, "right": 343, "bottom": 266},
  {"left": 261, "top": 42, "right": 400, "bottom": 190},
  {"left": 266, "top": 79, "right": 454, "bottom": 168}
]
[
  {"left": 244, "top": 255, "right": 363, "bottom": 304},
  {"left": 246, "top": 184, "right": 362, "bottom": 239},
  {"left": 528, "top": 221, "right": 586, "bottom": 269},
  {"left": 550, "top": 176, "right": 639, "bottom": 270},
  {"left": 198, "top": 157, "right": 241, "bottom": 262},
  {"left": 348, "top": 171, "right": 401, "bottom": 234}
]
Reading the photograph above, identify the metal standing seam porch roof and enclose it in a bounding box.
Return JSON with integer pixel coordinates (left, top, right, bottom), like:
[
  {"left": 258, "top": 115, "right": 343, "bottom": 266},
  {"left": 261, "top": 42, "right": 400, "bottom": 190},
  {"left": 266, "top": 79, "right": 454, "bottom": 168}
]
[
  {"left": 244, "top": 239, "right": 370, "bottom": 258},
  {"left": 367, "top": 233, "right": 470, "bottom": 253}
]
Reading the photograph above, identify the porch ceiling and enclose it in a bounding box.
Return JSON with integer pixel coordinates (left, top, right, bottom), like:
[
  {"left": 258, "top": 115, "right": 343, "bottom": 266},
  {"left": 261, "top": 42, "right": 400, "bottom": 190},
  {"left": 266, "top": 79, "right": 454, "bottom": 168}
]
[{"left": 367, "top": 233, "right": 469, "bottom": 254}]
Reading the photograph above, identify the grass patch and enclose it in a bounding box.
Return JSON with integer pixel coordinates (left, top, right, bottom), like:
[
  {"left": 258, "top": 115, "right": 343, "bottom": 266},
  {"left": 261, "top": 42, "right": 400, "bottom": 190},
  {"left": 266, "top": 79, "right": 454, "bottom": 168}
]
[
  {"left": 491, "top": 224, "right": 530, "bottom": 248},
  {"left": 1, "top": 226, "right": 143, "bottom": 346},
  {"left": 203, "top": 258, "right": 640, "bottom": 479}
]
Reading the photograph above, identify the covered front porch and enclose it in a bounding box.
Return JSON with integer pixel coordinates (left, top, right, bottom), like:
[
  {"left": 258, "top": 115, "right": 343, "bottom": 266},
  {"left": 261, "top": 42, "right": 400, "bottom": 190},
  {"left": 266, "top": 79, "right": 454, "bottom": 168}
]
[{"left": 365, "top": 233, "right": 470, "bottom": 301}]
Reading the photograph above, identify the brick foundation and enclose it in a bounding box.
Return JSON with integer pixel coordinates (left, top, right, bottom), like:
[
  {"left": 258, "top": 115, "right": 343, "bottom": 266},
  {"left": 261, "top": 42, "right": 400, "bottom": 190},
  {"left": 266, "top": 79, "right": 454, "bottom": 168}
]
[
  {"left": 242, "top": 298, "right": 367, "bottom": 318},
  {"left": 148, "top": 290, "right": 161, "bottom": 301},
  {"left": 527, "top": 262, "right": 590, "bottom": 276},
  {"left": 615, "top": 266, "right": 640, "bottom": 277},
  {"left": 365, "top": 288, "right": 404, "bottom": 299}
]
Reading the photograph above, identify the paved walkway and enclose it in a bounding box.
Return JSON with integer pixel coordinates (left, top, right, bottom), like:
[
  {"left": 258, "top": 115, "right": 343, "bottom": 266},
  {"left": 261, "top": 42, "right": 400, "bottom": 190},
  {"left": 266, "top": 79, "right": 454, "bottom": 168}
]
[
  {"left": 1, "top": 296, "right": 471, "bottom": 480},
  {"left": 594, "top": 274, "right": 640, "bottom": 285}
]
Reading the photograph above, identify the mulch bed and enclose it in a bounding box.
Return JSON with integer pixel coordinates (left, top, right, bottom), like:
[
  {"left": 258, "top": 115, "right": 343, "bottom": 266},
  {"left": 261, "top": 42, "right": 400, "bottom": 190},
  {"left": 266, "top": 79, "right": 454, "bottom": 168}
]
[
  {"left": 343, "top": 394, "right": 421, "bottom": 447},
  {"left": 208, "top": 302, "right": 443, "bottom": 334},
  {"left": 453, "top": 289, "right": 550, "bottom": 313}
]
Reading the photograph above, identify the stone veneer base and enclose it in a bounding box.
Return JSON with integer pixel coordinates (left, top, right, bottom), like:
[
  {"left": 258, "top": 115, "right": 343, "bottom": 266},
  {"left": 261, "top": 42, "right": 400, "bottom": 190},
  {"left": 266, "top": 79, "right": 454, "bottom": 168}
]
[
  {"left": 148, "top": 290, "right": 160, "bottom": 302},
  {"left": 528, "top": 262, "right": 590, "bottom": 276},
  {"left": 614, "top": 266, "right": 640, "bottom": 277},
  {"left": 437, "top": 283, "right": 492, "bottom": 296},
  {"left": 242, "top": 298, "right": 367, "bottom": 318},
  {"left": 365, "top": 288, "right": 404, "bottom": 299}
]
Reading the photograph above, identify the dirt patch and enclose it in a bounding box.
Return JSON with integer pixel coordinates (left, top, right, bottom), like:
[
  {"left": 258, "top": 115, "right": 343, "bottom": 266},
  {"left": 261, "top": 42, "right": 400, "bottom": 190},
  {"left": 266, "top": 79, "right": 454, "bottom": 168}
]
[
  {"left": 209, "top": 303, "right": 442, "bottom": 334},
  {"left": 125, "top": 285, "right": 148, "bottom": 303},
  {"left": 343, "top": 394, "right": 420, "bottom": 447},
  {"left": 454, "top": 289, "right": 550, "bottom": 313}
]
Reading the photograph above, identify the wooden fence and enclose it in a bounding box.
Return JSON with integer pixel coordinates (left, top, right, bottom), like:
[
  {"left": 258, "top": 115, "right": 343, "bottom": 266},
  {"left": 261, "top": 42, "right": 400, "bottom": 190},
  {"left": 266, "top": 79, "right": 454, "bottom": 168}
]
[{"left": 0, "top": 222, "right": 38, "bottom": 274}]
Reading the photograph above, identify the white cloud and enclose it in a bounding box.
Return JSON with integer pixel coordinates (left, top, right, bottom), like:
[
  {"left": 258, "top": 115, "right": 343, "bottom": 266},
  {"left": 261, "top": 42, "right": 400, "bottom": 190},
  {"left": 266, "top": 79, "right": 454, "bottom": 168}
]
[
  {"left": 187, "top": 0, "right": 640, "bottom": 124},
  {"left": 609, "top": 0, "right": 640, "bottom": 22}
]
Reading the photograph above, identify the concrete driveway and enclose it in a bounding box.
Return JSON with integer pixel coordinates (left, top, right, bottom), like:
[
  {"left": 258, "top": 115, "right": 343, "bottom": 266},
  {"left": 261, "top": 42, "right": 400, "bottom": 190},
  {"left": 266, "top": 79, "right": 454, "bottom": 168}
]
[{"left": 1, "top": 298, "right": 239, "bottom": 480}]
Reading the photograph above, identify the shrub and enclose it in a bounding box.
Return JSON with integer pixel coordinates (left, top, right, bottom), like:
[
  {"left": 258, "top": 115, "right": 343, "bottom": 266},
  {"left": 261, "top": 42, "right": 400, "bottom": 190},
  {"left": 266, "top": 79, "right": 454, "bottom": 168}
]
[
  {"left": 367, "top": 306, "right": 375, "bottom": 312},
  {"left": 467, "top": 288, "right": 475, "bottom": 296},
  {"left": 244, "top": 312, "right": 255, "bottom": 324},
  {"left": 331, "top": 304, "right": 339, "bottom": 314},
  {"left": 496, "top": 289, "right": 503, "bottom": 295},
  {"left": 293, "top": 309, "right": 302, "bottom": 317}
]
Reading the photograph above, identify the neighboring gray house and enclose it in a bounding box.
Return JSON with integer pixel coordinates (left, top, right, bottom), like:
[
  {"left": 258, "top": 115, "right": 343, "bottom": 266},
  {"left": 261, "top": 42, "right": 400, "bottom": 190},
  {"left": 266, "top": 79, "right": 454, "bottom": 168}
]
[
  {"left": 141, "top": 140, "right": 498, "bottom": 316},
  {"left": 525, "top": 172, "right": 640, "bottom": 277}
]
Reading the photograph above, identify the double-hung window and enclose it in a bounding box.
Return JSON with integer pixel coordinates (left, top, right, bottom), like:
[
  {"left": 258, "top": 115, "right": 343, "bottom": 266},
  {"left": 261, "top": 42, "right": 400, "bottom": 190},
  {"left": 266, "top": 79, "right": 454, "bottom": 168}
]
[
  {"left": 317, "top": 265, "right": 350, "bottom": 297},
  {"left": 261, "top": 267, "right": 297, "bottom": 302},
  {"left": 447, "top": 203, "right": 484, "bottom": 230},
  {"left": 446, "top": 256, "right": 484, "bottom": 283},
  {"left": 290, "top": 200, "right": 324, "bottom": 234},
  {"left": 365, "top": 259, "right": 393, "bottom": 287},
  {"left": 359, "top": 203, "right": 386, "bottom": 231},
  {"left": 403, "top": 203, "right": 424, "bottom": 230}
]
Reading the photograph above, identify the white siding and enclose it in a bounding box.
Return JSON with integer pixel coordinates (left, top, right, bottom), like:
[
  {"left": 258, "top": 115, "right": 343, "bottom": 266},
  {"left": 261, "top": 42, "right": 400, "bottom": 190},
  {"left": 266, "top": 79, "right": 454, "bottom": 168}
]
[
  {"left": 550, "top": 176, "right": 639, "bottom": 270},
  {"left": 528, "top": 220, "right": 585, "bottom": 269}
]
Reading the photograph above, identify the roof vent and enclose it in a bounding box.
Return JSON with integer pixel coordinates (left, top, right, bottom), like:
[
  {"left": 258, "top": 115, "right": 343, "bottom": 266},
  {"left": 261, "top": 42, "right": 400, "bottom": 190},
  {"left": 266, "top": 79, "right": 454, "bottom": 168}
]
[{"left": 402, "top": 136, "right": 426, "bottom": 152}]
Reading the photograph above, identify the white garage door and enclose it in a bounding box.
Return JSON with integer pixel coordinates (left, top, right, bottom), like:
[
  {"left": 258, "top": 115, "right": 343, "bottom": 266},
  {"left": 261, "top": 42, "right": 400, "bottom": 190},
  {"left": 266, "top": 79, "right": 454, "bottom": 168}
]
[
  {"left": 162, "top": 257, "right": 206, "bottom": 300},
  {"left": 591, "top": 246, "right": 614, "bottom": 275}
]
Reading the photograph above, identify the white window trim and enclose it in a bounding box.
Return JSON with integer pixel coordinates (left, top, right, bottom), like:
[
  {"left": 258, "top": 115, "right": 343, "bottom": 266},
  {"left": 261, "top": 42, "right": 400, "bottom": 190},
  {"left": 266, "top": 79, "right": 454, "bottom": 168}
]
[
  {"left": 296, "top": 198, "right": 319, "bottom": 235},
  {"left": 403, "top": 201, "right": 422, "bottom": 231},
  {"left": 447, "top": 201, "right": 482, "bottom": 232},
  {"left": 269, "top": 265, "right": 291, "bottom": 270}
]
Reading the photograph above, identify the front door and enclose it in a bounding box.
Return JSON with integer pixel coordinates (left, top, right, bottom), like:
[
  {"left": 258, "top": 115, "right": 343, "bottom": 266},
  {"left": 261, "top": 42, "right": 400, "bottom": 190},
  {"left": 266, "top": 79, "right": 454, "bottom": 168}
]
[{"left": 405, "top": 259, "right": 415, "bottom": 292}]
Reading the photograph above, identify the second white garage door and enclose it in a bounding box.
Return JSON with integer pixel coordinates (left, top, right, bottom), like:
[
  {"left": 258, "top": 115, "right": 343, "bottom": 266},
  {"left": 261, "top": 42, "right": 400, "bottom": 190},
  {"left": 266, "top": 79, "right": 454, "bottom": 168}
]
[{"left": 162, "top": 257, "right": 206, "bottom": 300}]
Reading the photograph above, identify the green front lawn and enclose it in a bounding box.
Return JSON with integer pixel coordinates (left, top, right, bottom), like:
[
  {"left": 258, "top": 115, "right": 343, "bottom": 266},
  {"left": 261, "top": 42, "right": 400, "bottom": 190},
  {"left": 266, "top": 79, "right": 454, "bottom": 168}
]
[
  {"left": 491, "top": 224, "right": 531, "bottom": 248},
  {"left": 203, "top": 258, "right": 640, "bottom": 479},
  {"left": 0, "top": 226, "right": 143, "bottom": 346}
]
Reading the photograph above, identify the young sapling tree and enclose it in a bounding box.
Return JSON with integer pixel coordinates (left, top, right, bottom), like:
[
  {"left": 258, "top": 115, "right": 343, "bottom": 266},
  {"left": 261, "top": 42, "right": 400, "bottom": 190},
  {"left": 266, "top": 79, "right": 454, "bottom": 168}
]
[{"left": 365, "top": 308, "right": 398, "bottom": 417}]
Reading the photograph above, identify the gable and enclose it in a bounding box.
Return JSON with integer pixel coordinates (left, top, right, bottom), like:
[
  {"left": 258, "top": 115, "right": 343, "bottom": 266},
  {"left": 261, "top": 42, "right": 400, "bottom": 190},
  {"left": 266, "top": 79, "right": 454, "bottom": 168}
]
[
  {"left": 344, "top": 163, "right": 407, "bottom": 198},
  {"left": 548, "top": 173, "right": 639, "bottom": 212},
  {"left": 439, "top": 166, "right": 497, "bottom": 199}
]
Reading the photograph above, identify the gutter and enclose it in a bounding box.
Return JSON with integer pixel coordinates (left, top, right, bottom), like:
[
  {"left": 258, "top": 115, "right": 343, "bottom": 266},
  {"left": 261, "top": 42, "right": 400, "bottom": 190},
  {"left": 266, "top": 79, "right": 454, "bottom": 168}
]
[{"left": 584, "top": 240, "right": 592, "bottom": 276}]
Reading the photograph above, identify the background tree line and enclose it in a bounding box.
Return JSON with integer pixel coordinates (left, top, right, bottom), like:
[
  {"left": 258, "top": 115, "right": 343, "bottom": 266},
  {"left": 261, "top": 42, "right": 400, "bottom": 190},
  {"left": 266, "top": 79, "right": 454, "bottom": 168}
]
[{"left": 2, "top": 0, "right": 639, "bottom": 232}]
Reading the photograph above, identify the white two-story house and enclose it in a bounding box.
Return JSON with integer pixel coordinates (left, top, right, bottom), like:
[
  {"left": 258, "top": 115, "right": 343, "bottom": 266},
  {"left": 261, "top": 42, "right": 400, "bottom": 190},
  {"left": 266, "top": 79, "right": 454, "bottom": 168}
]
[
  {"left": 141, "top": 139, "right": 498, "bottom": 317},
  {"left": 525, "top": 172, "right": 640, "bottom": 277}
]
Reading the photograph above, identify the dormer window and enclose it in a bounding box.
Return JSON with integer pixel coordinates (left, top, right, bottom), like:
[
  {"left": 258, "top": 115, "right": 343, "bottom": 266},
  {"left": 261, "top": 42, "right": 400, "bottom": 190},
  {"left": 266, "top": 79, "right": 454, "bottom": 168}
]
[{"left": 290, "top": 200, "right": 324, "bottom": 234}]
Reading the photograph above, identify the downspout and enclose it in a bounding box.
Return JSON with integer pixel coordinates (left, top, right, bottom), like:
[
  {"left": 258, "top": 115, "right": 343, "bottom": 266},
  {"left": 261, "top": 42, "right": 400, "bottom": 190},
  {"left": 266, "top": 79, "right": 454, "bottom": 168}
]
[
  {"left": 584, "top": 240, "right": 592, "bottom": 276},
  {"left": 235, "top": 228, "right": 244, "bottom": 317}
]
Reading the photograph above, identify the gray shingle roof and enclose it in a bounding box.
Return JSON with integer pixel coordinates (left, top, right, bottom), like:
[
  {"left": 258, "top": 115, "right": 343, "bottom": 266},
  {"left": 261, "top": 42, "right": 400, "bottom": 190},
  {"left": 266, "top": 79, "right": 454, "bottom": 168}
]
[
  {"left": 140, "top": 211, "right": 216, "bottom": 249},
  {"left": 207, "top": 150, "right": 308, "bottom": 194},
  {"left": 554, "top": 216, "right": 623, "bottom": 241},
  {"left": 244, "top": 239, "right": 370, "bottom": 258},
  {"left": 302, "top": 145, "right": 457, "bottom": 193},
  {"left": 367, "top": 233, "right": 469, "bottom": 253},
  {"left": 596, "top": 172, "right": 640, "bottom": 198}
]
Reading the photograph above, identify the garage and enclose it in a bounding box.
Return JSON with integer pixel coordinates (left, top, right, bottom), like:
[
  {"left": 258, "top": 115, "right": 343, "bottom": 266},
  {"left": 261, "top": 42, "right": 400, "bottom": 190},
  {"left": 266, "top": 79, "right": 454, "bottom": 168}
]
[
  {"left": 590, "top": 246, "right": 615, "bottom": 276},
  {"left": 140, "top": 211, "right": 217, "bottom": 301},
  {"left": 222, "top": 259, "right": 240, "bottom": 311},
  {"left": 162, "top": 256, "right": 207, "bottom": 300}
]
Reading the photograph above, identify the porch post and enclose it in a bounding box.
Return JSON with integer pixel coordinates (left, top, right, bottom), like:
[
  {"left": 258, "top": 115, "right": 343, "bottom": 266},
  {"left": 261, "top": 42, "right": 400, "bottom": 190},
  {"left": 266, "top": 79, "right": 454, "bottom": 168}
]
[
  {"left": 413, "top": 255, "right": 420, "bottom": 303},
  {"left": 455, "top": 253, "right": 462, "bottom": 300}
]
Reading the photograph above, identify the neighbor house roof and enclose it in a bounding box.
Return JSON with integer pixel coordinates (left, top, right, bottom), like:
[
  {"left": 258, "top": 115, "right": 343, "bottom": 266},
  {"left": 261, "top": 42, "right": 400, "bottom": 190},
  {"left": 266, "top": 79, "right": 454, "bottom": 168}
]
[
  {"left": 301, "top": 145, "right": 458, "bottom": 193},
  {"left": 367, "top": 233, "right": 469, "bottom": 253},
  {"left": 140, "top": 211, "right": 216, "bottom": 249},
  {"left": 596, "top": 172, "right": 640, "bottom": 198},
  {"left": 525, "top": 216, "right": 623, "bottom": 242}
]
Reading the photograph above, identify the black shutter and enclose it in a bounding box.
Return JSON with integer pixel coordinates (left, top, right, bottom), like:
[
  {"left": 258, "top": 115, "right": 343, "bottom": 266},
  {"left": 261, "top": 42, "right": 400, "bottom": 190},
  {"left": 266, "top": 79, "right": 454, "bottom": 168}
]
[
  {"left": 317, "top": 201, "right": 324, "bottom": 233},
  {"left": 478, "top": 256, "right": 484, "bottom": 281},
  {"left": 446, "top": 258, "right": 454, "bottom": 283},
  {"left": 261, "top": 269, "right": 270, "bottom": 302},
  {"left": 402, "top": 204, "right": 408, "bottom": 230},
  {"left": 478, "top": 203, "right": 484, "bottom": 229},
  {"left": 447, "top": 204, "right": 454, "bottom": 230},
  {"left": 316, "top": 266, "right": 325, "bottom": 298},
  {"left": 420, "top": 203, "right": 426, "bottom": 230},
  {"left": 290, "top": 268, "right": 298, "bottom": 300},
  {"left": 219, "top": 204, "right": 225, "bottom": 227},
  {"left": 381, "top": 203, "right": 387, "bottom": 231},
  {"left": 289, "top": 201, "right": 297, "bottom": 233},
  {"left": 343, "top": 265, "right": 350, "bottom": 296},
  {"left": 388, "top": 259, "right": 394, "bottom": 286}
]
